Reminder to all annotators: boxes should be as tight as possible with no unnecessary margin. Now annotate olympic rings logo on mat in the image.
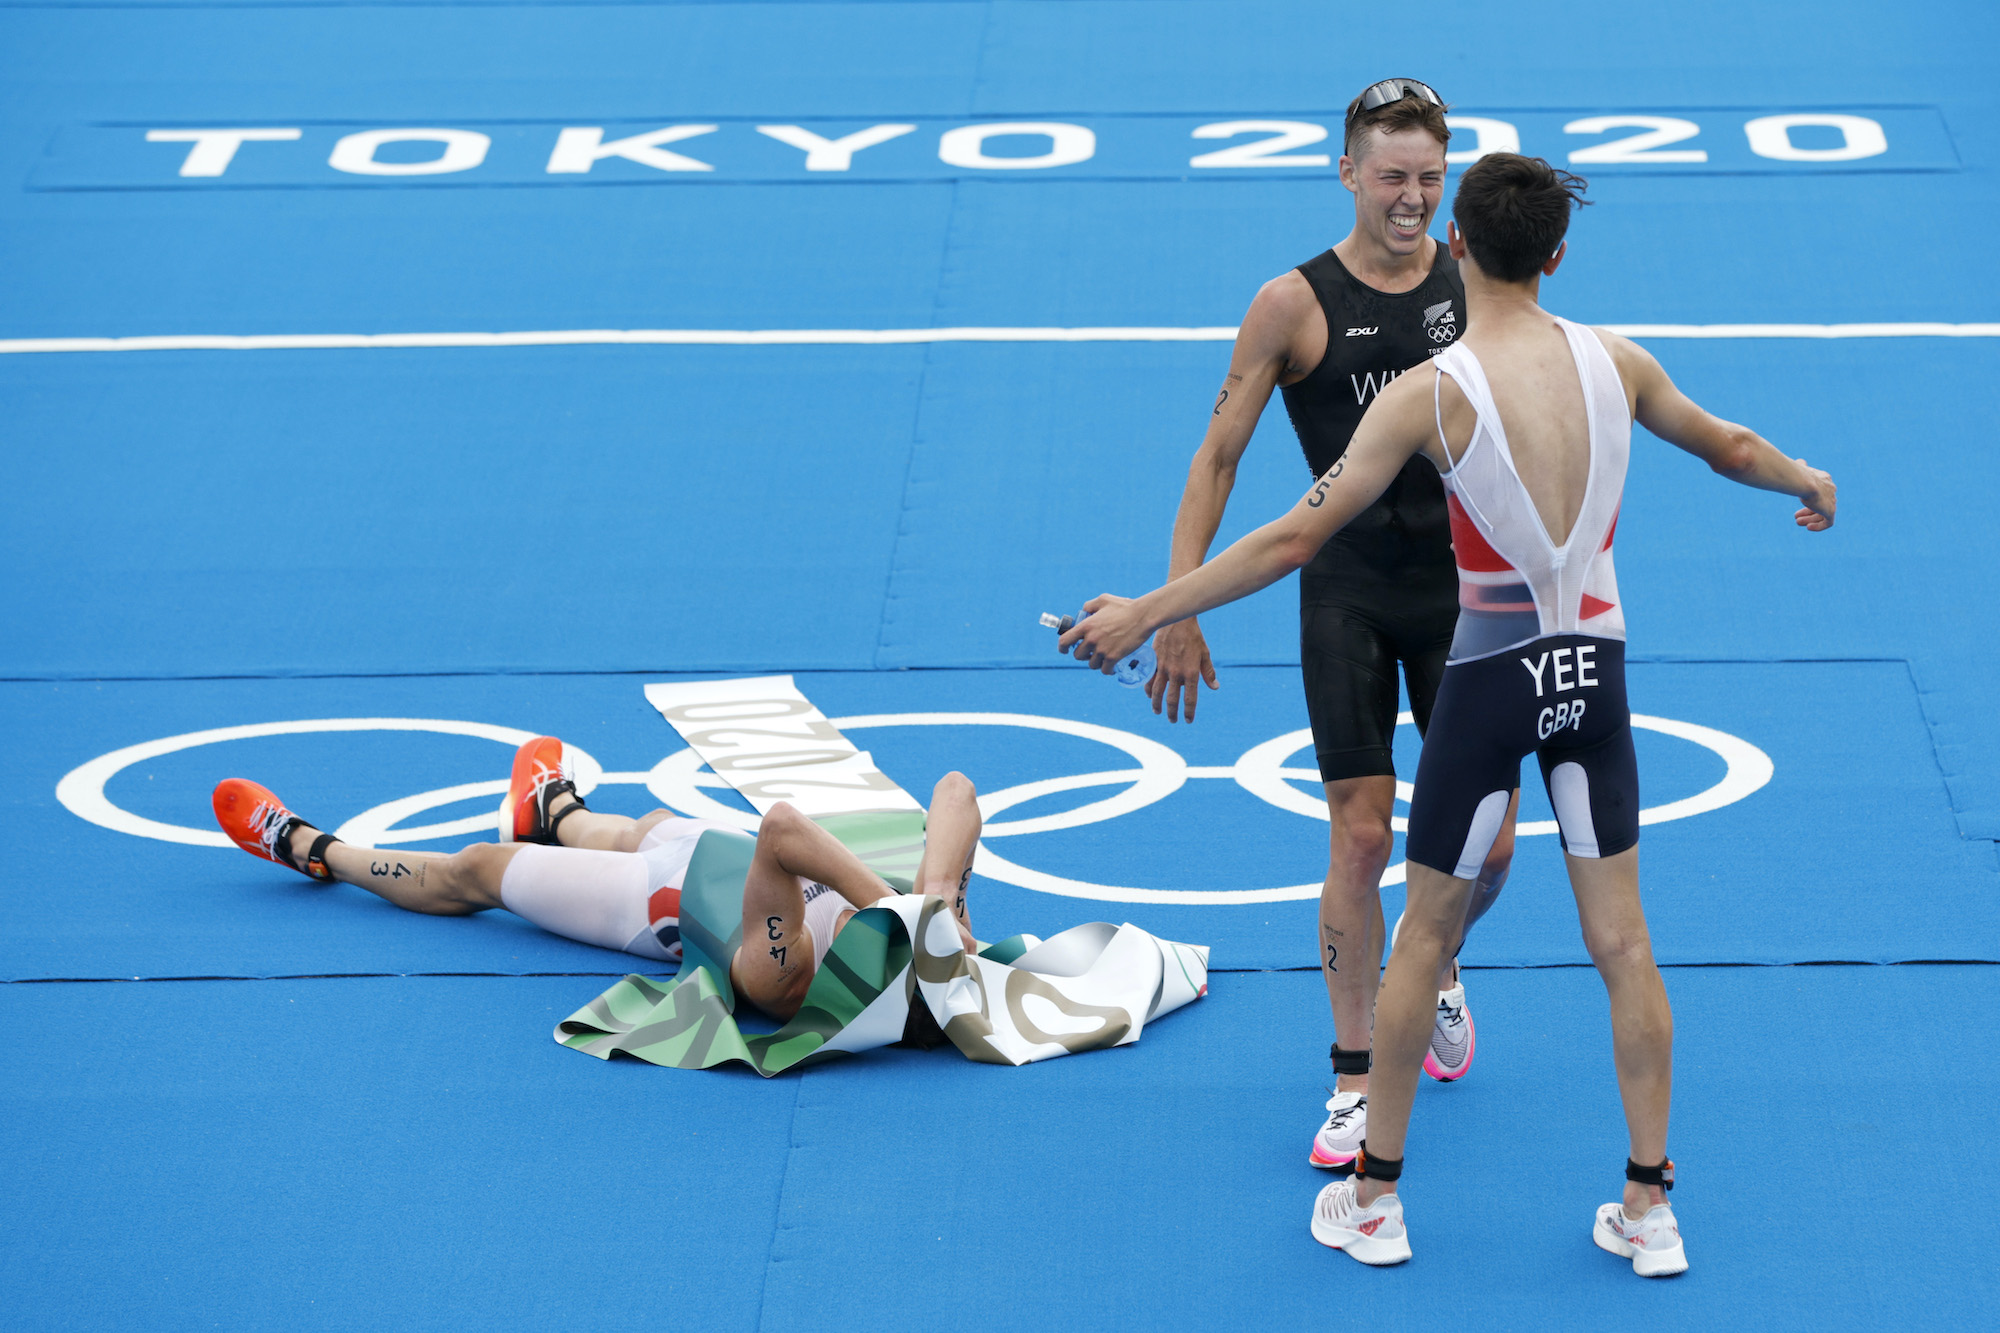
[56,711,1772,906]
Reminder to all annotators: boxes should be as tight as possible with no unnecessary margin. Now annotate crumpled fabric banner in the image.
[555,817,1210,1076]
[642,674,923,818]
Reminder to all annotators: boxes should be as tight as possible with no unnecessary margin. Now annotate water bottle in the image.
[1040,611,1156,688]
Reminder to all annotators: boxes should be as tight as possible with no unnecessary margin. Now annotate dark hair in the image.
[1451,153,1591,283]
[1343,91,1450,159]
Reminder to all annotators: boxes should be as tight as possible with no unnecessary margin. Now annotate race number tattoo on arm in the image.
[1305,457,1345,508]
[766,914,784,941]
[1213,372,1243,416]
[768,944,787,967]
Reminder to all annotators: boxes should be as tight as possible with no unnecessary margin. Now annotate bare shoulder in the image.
[1590,325,1660,379]
[1241,269,1319,346]
[1588,326,1666,416]
[1255,268,1318,319]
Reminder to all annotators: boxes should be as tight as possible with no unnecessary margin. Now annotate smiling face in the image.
[1339,126,1448,259]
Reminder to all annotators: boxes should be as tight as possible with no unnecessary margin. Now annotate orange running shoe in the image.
[499,736,586,845]
[212,778,337,880]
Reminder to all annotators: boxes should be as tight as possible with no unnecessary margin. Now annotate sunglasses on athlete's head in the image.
[1347,78,1444,128]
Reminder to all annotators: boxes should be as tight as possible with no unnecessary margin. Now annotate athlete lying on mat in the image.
[212,736,981,1022]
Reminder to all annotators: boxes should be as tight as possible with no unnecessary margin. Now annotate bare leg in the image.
[539,791,679,853]
[728,802,897,1020]
[1319,776,1396,1092]
[285,823,516,916]
[913,772,980,938]
[1355,860,1476,1206]
[1568,846,1674,1218]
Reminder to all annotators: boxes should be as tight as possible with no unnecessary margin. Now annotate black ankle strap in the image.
[302,831,338,881]
[1331,1043,1371,1076]
[1626,1158,1675,1191]
[271,818,338,881]
[545,785,587,843]
[1354,1142,1402,1182]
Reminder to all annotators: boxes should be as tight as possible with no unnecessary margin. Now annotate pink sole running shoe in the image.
[1308,1090,1366,1169]
[1422,982,1475,1081]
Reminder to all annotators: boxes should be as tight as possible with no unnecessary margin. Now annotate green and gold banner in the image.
[555,821,1209,1077]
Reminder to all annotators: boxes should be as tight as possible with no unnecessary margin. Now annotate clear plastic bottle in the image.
[1040,611,1156,688]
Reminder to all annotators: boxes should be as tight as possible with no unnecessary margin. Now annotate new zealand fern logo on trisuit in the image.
[1424,299,1458,343]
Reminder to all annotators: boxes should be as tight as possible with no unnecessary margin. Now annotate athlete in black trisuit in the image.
[1149,79,1517,1166]
[1068,150,1837,1273]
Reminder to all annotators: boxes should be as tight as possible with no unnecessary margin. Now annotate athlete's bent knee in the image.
[616,809,675,853]
[758,801,812,848]
[933,770,977,803]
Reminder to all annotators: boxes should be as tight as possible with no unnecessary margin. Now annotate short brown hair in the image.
[1451,153,1591,283]
[1343,92,1451,159]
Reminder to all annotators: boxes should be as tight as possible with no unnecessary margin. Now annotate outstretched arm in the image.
[1150,274,1313,722]
[1062,368,1438,670]
[1603,330,1836,530]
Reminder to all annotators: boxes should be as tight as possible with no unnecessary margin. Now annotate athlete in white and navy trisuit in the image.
[212,737,985,1025]
[1063,152,1836,1274]
[1402,322,1640,881]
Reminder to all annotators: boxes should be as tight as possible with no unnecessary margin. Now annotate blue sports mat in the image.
[2,965,1993,1330]
[9,663,1993,981]
[0,974,796,1332]
[5,2,1999,1327]
[4,2,1999,830]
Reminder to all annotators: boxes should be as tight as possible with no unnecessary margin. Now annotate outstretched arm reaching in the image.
[1062,366,1440,671]
[1601,330,1836,530]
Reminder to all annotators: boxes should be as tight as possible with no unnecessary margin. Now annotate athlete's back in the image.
[1432,314,1630,666]
[1449,316,1594,544]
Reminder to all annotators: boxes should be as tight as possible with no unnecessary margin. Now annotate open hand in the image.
[1148,617,1218,723]
[1056,594,1150,675]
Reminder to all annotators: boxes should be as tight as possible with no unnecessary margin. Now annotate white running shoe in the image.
[1310,1178,1411,1265]
[1423,983,1475,1081]
[1593,1201,1689,1277]
[1308,1090,1366,1168]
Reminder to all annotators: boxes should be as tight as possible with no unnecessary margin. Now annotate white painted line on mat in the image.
[3,323,1998,354]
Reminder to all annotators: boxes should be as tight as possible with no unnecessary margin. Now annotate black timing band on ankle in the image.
[547,794,588,843]
[1626,1157,1675,1190]
[1354,1142,1402,1182]
[303,831,339,882]
[1330,1044,1371,1076]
